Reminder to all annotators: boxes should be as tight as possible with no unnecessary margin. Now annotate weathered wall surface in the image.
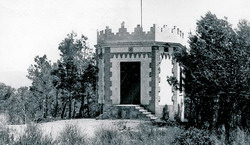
[159,55,173,105]
[172,59,185,121]
[109,47,152,105]
[97,48,105,104]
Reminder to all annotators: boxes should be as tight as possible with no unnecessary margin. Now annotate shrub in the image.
[134,124,182,145]
[0,124,13,145]
[173,127,214,145]
[230,128,250,145]
[91,122,182,145]
[162,105,169,121]
[58,124,87,145]
[2,119,249,145]
[14,123,55,145]
[92,126,120,145]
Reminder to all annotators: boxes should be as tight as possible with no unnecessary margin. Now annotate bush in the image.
[0,124,13,145]
[14,123,55,145]
[173,127,214,145]
[134,124,183,145]
[230,128,250,145]
[92,126,120,145]
[1,119,249,145]
[91,122,182,145]
[58,124,87,145]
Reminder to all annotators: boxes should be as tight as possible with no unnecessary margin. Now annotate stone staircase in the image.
[134,106,158,121]
[96,105,159,122]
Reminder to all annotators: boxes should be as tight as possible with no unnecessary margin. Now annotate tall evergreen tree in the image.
[174,12,250,131]
[27,55,56,119]
[0,83,15,110]
[54,32,97,119]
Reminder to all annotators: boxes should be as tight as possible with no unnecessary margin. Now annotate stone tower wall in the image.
[96,23,185,121]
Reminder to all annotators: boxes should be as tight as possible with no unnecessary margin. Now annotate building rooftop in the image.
[97,22,185,46]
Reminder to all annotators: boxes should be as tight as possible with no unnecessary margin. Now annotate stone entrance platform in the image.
[96,105,158,121]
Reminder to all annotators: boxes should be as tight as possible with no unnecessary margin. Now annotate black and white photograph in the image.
[0,0,249,144]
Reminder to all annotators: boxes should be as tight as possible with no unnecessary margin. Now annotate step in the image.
[150,116,158,120]
[96,105,158,121]
[146,114,154,117]
[135,106,143,110]
[139,109,147,112]
[142,111,151,115]
[115,104,140,107]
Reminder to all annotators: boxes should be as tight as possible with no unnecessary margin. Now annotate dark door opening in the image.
[120,62,140,104]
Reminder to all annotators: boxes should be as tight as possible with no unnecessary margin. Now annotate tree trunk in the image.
[79,94,84,117]
[61,101,68,119]
[46,95,49,117]
[43,95,48,118]
[72,98,76,118]
[87,95,90,117]
[53,91,58,117]
[68,94,72,119]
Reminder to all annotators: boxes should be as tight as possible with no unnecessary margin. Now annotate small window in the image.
[128,47,133,52]
[164,47,169,52]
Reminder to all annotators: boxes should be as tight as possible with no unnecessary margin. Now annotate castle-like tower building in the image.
[95,23,185,121]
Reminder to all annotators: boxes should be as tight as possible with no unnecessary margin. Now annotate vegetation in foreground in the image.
[1,121,250,145]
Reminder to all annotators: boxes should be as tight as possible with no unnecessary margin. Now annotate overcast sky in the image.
[0,0,250,88]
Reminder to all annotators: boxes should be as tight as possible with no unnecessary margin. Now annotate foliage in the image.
[0,121,250,145]
[0,83,15,110]
[173,12,250,132]
[6,87,36,124]
[173,127,214,145]
[14,124,55,145]
[93,126,119,145]
[0,32,97,124]
[167,76,179,90]
[230,127,250,145]
[0,124,13,145]
[92,122,182,145]
[174,126,250,145]
[52,32,97,119]
[27,55,58,119]
[58,124,87,145]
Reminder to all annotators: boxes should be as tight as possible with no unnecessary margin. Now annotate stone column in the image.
[148,46,160,114]
[103,47,112,110]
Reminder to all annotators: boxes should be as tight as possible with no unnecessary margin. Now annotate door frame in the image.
[120,61,141,104]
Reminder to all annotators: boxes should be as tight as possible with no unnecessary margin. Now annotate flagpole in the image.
[141,0,142,27]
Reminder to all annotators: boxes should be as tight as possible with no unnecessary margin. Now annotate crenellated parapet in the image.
[97,22,185,45]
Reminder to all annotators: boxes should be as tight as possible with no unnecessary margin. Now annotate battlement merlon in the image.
[97,23,185,45]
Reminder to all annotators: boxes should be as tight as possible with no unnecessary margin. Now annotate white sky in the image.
[0,0,250,88]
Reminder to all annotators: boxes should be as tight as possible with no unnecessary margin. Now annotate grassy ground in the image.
[1,119,250,145]
[7,119,145,139]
